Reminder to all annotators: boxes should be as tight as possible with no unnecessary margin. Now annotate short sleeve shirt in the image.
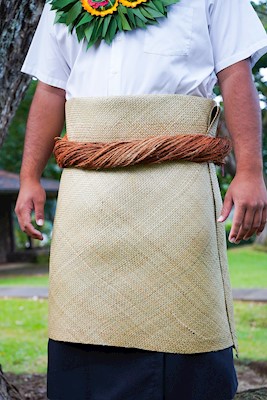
[21,0,267,100]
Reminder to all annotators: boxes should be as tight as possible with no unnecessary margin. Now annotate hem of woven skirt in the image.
[47,332,235,355]
[207,163,238,357]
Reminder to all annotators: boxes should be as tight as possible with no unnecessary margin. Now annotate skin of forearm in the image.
[217,59,267,244]
[218,59,263,176]
[20,81,66,183]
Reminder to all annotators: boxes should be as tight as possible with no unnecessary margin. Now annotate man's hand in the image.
[218,173,267,244]
[217,59,267,244]
[15,180,46,240]
[15,81,65,240]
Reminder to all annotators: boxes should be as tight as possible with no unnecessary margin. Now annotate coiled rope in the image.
[54,133,232,170]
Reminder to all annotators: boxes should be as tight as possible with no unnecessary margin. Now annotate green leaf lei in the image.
[48,0,180,49]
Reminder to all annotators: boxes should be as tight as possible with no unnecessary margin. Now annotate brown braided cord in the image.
[54,133,232,170]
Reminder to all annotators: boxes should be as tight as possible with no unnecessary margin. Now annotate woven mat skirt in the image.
[48,94,237,354]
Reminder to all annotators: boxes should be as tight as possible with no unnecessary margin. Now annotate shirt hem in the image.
[215,39,267,74]
[21,66,67,90]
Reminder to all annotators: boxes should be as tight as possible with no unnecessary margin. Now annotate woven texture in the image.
[48,94,237,354]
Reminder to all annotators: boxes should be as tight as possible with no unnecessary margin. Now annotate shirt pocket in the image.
[143,4,193,57]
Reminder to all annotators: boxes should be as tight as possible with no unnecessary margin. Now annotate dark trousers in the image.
[47,339,238,400]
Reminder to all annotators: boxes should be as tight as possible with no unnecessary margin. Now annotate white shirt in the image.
[22,0,267,100]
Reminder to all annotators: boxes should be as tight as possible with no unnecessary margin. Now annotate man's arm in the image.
[15,81,66,240]
[217,59,267,244]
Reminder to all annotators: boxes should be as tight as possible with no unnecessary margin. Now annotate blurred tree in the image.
[0,1,43,397]
[0,0,43,146]
[0,80,62,180]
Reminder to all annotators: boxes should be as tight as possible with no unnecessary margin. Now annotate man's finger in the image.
[234,206,257,243]
[228,205,246,243]
[218,192,233,223]
[22,221,44,240]
[34,199,45,226]
[16,202,43,240]
[243,208,262,241]
[256,206,267,236]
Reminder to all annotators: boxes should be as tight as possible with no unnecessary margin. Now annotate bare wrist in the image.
[19,174,42,185]
[235,162,263,177]
[235,169,264,182]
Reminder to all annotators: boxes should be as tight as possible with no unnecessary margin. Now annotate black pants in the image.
[47,339,238,400]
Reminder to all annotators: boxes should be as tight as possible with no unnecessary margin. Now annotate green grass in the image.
[0,275,48,287]
[228,246,267,288]
[234,301,267,361]
[0,299,48,374]
[0,299,266,373]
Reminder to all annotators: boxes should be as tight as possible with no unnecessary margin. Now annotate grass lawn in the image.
[0,299,266,373]
[234,301,267,361]
[0,275,48,287]
[228,246,267,288]
[0,299,48,374]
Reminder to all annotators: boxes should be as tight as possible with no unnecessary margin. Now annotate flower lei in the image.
[48,0,180,48]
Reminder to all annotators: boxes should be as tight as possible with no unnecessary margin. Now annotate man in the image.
[15,0,267,399]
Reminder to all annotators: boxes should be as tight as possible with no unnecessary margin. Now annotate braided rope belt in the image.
[54,133,232,170]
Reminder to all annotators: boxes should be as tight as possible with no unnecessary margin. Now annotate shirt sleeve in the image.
[209,0,267,74]
[21,3,70,90]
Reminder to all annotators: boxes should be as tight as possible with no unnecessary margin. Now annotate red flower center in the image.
[87,0,110,8]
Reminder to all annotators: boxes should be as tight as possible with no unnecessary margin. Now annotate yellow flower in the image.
[119,0,148,7]
[81,0,119,16]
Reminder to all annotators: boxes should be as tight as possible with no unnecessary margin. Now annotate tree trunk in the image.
[0,1,43,396]
[235,388,267,399]
[0,365,22,400]
[0,0,43,147]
